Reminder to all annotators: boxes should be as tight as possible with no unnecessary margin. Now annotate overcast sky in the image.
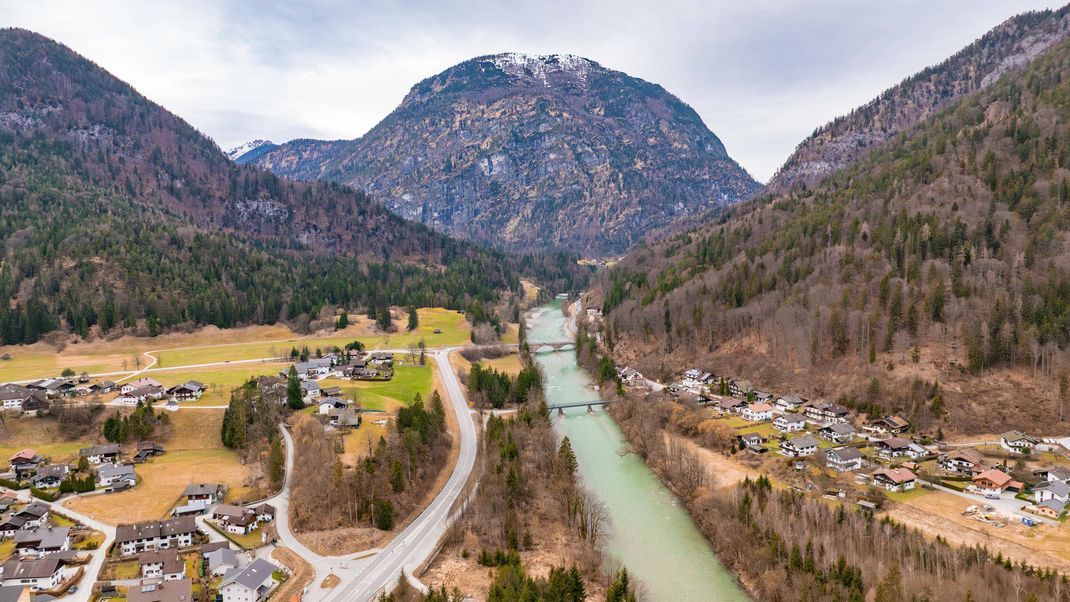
[5,0,1064,182]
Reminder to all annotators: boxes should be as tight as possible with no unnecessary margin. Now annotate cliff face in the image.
[246,53,760,255]
[768,7,1070,193]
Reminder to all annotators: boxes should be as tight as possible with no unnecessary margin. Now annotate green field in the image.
[319,364,433,412]
[152,364,288,406]
[152,308,470,368]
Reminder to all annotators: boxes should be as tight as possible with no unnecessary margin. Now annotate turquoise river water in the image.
[525,297,749,601]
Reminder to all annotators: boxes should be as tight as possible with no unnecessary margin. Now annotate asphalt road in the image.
[317,346,478,601]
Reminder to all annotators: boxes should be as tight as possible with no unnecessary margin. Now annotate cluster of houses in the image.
[112,485,283,602]
[666,367,1066,504]
[7,441,165,497]
[0,499,88,593]
[115,378,206,406]
[0,375,209,414]
[282,351,395,382]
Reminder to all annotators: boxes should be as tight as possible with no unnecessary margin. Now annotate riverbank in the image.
[527,297,749,601]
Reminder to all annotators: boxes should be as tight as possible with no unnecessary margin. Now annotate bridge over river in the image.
[548,399,611,414]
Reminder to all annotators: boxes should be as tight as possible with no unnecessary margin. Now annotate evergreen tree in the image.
[606,568,637,602]
[407,306,419,331]
[286,366,304,410]
[269,435,285,485]
[336,312,349,330]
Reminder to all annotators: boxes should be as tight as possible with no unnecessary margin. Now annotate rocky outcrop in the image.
[245,53,760,255]
[768,6,1070,193]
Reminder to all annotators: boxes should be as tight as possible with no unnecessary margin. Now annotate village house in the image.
[1034,466,1070,483]
[116,517,196,556]
[205,547,239,576]
[115,385,166,406]
[89,381,116,394]
[774,413,808,433]
[120,378,163,395]
[970,468,1019,497]
[13,527,70,557]
[0,584,30,602]
[320,385,343,398]
[804,401,849,424]
[299,381,321,402]
[368,352,394,366]
[30,465,68,489]
[183,484,227,505]
[1034,479,1070,505]
[283,359,333,381]
[617,367,645,387]
[138,548,186,581]
[97,464,137,489]
[317,397,351,414]
[80,444,120,465]
[127,579,192,602]
[212,503,276,536]
[0,517,28,539]
[8,450,43,480]
[25,379,73,399]
[220,558,280,602]
[875,437,911,459]
[862,415,911,436]
[14,505,48,530]
[938,448,985,475]
[0,557,64,591]
[780,434,819,458]
[741,403,774,422]
[1000,431,1039,454]
[826,446,864,472]
[819,422,857,444]
[775,395,805,412]
[0,385,36,411]
[133,441,165,463]
[871,467,917,492]
[717,398,747,415]
[739,433,767,453]
[166,381,205,402]
[1035,499,1067,519]
[728,379,752,398]
[327,408,360,428]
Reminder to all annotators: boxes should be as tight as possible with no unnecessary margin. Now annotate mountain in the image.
[597,32,1070,435]
[767,6,1070,193]
[227,139,276,162]
[245,53,761,255]
[0,28,541,345]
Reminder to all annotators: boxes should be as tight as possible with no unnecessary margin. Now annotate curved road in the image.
[265,347,477,601]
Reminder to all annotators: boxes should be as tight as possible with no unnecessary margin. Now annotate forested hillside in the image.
[599,36,1070,434]
[0,29,579,344]
[768,7,1070,193]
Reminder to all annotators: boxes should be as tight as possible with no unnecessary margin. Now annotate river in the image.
[525,297,749,601]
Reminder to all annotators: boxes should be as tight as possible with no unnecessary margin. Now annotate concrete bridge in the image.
[531,341,576,353]
[549,400,611,415]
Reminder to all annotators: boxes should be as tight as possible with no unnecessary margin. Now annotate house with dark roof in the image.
[96,464,137,489]
[0,385,35,412]
[780,434,819,458]
[938,448,986,475]
[115,517,196,556]
[819,422,857,444]
[127,578,192,602]
[1034,479,1070,505]
[183,484,227,505]
[1000,431,1039,454]
[80,444,120,465]
[14,504,49,530]
[120,378,163,395]
[13,527,70,557]
[30,465,68,489]
[826,447,864,472]
[871,467,917,492]
[220,558,280,602]
[8,450,42,480]
[134,441,165,463]
[774,413,807,433]
[0,556,63,591]
[138,548,186,581]
[804,401,850,424]
[166,381,205,402]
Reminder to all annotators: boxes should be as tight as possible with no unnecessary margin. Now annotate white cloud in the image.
[4,0,1063,181]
